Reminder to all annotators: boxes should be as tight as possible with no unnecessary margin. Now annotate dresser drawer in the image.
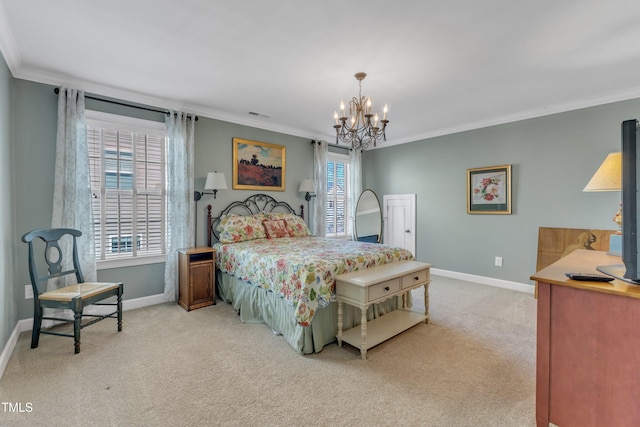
[401,268,429,289]
[368,278,401,302]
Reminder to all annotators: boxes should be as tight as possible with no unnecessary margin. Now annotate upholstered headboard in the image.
[207,193,303,246]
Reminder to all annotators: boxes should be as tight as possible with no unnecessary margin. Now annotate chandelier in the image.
[333,72,389,150]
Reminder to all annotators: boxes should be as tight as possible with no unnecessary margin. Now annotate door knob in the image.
[405,230,410,233]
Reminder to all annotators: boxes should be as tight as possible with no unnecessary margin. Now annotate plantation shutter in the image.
[87,112,167,263]
[326,153,350,237]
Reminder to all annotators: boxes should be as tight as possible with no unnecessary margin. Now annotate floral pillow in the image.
[217,213,267,243]
[265,212,311,237]
[262,219,290,238]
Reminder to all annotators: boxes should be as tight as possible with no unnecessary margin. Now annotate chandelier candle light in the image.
[333,72,389,150]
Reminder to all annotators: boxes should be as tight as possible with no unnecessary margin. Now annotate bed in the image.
[206,194,415,354]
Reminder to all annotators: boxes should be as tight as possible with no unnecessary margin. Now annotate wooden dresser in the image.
[531,250,640,427]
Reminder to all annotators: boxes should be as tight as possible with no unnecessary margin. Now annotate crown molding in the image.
[11,64,334,142]
[372,86,640,150]
[0,2,21,75]
[5,16,640,152]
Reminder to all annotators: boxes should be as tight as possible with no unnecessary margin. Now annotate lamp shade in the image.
[583,152,622,192]
[204,171,228,190]
[298,178,315,193]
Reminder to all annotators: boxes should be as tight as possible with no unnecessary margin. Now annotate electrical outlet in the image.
[495,256,503,267]
[25,284,33,299]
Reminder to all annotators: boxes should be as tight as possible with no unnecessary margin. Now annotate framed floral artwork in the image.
[467,164,512,214]
[232,138,286,191]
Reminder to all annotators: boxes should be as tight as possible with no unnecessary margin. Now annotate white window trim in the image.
[86,110,166,133]
[87,110,167,269]
[96,255,166,270]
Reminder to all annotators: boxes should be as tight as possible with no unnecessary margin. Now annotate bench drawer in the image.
[401,268,429,289]
[368,278,401,302]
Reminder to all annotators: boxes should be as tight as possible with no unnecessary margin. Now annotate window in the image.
[326,152,350,238]
[110,235,141,253]
[87,111,167,268]
[104,150,133,189]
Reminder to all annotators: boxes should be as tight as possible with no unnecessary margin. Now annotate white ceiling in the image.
[2,0,640,147]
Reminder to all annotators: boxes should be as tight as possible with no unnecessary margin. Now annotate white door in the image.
[383,194,416,256]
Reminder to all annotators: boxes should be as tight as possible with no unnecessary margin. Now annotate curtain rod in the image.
[53,88,198,121]
[310,139,353,151]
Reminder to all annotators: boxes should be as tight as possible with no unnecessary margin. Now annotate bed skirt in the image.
[216,270,411,354]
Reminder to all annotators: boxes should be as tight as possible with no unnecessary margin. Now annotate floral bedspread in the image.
[214,237,414,326]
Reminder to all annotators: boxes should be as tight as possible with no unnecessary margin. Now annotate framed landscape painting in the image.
[232,138,286,191]
[467,164,512,214]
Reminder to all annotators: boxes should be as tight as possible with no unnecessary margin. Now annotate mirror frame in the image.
[354,189,383,243]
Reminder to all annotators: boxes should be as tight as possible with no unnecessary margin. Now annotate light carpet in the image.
[0,276,537,427]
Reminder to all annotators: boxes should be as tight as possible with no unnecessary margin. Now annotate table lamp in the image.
[583,152,622,255]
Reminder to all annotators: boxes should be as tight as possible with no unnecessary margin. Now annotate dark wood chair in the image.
[22,228,123,354]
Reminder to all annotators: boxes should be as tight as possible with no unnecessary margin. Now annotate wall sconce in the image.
[194,171,228,245]
[299,178,316,221]
[298,178,316,201]
[195,171,228,201]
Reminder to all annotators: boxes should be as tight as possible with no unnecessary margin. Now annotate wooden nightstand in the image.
[177,247,216,311]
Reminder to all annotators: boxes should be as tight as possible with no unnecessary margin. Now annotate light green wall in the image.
[10,79,313,321]
[4,69,639,346]
[363,101,634,285]
[192,118,313,246]
[0,48,15,352]
[12,79,63,320]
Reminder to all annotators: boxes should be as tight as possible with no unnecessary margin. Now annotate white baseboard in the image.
[431,268,535,295]
[0,293,168,381]
[0,320,26,385]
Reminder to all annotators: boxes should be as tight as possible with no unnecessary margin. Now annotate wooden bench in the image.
[335,260,431,359]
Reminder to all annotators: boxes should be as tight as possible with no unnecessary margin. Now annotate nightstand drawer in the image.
[401,268,429,289]
[368,278,401,301]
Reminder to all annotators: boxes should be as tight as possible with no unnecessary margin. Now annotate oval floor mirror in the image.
[354,189,382,243]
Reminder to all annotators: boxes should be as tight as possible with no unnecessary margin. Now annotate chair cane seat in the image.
[39,282,122,302]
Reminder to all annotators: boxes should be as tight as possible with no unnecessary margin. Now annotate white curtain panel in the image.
[164,111,195,301]
[51,87,96,284]
[349,148,362,239]
[313,140,328,237]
